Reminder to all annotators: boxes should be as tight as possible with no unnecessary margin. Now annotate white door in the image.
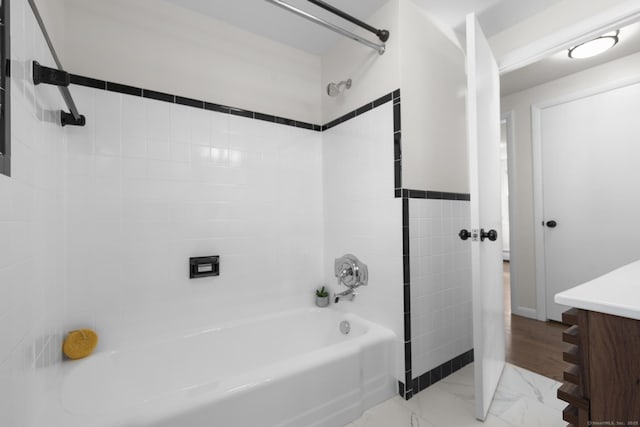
[537,80,640,322]
[466,14,505,421]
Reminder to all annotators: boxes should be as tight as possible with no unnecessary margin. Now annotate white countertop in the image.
[555,259,640,321]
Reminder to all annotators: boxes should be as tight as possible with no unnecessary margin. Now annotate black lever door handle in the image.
[480,229,498,242]
[545,220,557,228]
[458,229,471,241]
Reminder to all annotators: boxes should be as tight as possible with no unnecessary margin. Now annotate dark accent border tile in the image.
[404,312,411,342]
[404,342,412,371]
[401,189,471,201]
[373,92,392,107]
[394,132,402,161]
[393,103,401,132]
[229,108,253,119]
[339,110,355,124]
[143,89,174,103]
[205,102,230,114]
[409,349,474,397]
[398,381,405,397]
[442,360,452,378]
[295,121,314,130]
[404,284,410,312]
[395,189,402,198]
[403,255,410,284]
[430,365,442,384]
[255,112,275,123]
[402,198,409,228]
[411,378,420,395]
[275,116,295,126]
[67,74,398,133]
[106,81,141,97]
[355,102,373,116]
[394,160,402,189]
[70,74,106,90]
[323,117,340,130]
[405,371,412,390]
[402,228,409,256]
[176,96,203,108]
[419,371,431,391]
[408,189,427,199]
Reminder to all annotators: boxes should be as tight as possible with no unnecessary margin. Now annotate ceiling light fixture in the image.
[568,30,620,59]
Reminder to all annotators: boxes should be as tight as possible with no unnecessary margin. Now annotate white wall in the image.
[57,0,322,124]
[322,0,468,194]
[409,199,472,377]
[321,0,401,123]
[0,1,67,425]
[398,0,468,193]
[64,85,324,349]
[501,50,640,313]
[322,102,404,380]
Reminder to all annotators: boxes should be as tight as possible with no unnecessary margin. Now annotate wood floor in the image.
[503,262,570,382]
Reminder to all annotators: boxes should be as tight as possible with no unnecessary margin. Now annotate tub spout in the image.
[334,289,356,303]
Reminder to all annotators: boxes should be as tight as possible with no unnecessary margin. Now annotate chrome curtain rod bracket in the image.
[27,0,85,126]
[265,0,386,55]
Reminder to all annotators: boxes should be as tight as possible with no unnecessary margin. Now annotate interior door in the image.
[540,80,640,321]
[466,13,505,421]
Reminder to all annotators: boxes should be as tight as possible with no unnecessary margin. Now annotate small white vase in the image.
[316,296,330,307]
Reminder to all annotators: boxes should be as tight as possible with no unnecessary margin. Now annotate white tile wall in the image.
[322,102,404,380]
[2,4,405,424]
[409,199,473,377]
[64,86,324,349]
[0,1,68,426]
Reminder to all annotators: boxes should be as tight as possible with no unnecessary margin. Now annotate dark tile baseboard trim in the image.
[400,190,471,400]
[398,349,474,400]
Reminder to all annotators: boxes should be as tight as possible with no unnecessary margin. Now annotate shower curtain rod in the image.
[27,0,85,126]
[264,0,387,55]
[305,0,389,43]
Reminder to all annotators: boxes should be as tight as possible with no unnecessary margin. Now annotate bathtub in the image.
[42,307,396,427]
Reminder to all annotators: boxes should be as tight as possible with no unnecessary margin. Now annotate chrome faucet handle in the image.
[334,254,368,288]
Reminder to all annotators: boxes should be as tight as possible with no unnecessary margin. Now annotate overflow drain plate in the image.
[339,320,351,335]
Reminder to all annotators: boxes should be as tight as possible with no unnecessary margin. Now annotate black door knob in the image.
[545,220,557,228]
[458,229,471,241]
[480,229,498,242]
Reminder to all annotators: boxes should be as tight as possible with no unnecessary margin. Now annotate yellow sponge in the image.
[63,329,98,360]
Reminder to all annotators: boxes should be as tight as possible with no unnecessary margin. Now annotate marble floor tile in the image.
[345,363,564,427]
[351,396,435,427]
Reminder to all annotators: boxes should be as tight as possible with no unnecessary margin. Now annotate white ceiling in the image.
[501,21,640,96]
[164,0,564,55]
[164,0,639,94]
[163,0,389,55]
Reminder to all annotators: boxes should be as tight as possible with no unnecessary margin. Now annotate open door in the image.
[465,13,505,421]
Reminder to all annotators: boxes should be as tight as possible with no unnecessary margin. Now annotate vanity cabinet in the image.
[558,307,640,426]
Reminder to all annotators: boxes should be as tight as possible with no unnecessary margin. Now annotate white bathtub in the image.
[43,307,396,427]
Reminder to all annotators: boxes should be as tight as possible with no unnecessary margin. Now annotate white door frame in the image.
[498,1,640,321]
[501,111,536,320]
[532,75,640,321]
